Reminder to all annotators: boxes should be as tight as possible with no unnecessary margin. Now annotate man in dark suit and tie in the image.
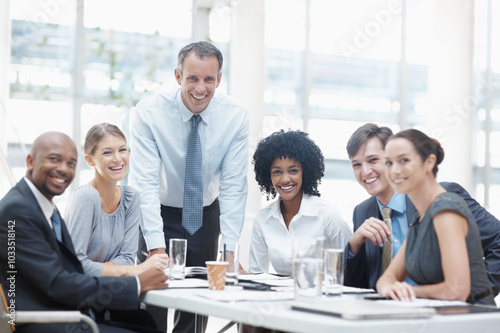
[0,132,168,333]
[344,123,500,297]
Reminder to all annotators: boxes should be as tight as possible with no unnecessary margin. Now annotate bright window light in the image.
[84,0,192,37]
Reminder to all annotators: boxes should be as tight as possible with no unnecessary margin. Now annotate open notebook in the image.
[289,299,436,320]
[185,266,207,276]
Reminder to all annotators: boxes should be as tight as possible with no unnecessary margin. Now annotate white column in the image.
[70,0,84,189]
[0,0,15,196]
[192,0,211,41]
[302,0,311,132]
[228,0,265,268]
[426,0,474,190]
[0,0,10,153]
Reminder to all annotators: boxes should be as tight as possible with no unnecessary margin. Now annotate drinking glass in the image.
[324,248,344,295]
[169,238,187,280]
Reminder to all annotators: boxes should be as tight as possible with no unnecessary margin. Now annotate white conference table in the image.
[142,280,500,333]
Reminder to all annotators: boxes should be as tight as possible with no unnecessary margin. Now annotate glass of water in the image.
[169,238,187,280]
[324,248,344,296]
[222,242,239,286]
[292,236,324,300]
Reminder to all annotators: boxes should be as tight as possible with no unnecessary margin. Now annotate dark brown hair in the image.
[388,128,444,177]
[346,123,393,158]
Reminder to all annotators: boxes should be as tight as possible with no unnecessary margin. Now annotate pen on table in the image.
[387,235,393,244]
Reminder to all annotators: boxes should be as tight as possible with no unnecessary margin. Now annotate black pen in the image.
[387,235,393,244]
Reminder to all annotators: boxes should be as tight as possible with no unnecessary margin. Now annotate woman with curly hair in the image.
[248,129,351,275]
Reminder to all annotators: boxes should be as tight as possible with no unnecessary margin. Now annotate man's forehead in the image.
[32,134,76,157]
[182,54,220,73]
[44,137,75,151]
[363,137,384,152]
[351,139,384,161]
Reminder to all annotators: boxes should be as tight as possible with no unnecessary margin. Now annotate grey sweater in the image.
[65,184,142,276]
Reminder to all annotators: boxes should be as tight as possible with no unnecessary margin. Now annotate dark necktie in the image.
[381,207,393,273]
[182,115,203,235]
[51,209,63,242]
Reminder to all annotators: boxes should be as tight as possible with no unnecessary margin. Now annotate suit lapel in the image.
[17,179,81,266]
[367,196,382,219]
[58,211,77,252]
[362,197,383,287]
[17,179,47,222]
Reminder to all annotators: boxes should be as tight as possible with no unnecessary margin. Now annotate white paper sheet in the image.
[168,278,209,288]
[239,273,291,281]
[376,298,467,307]
[195,287,295,302]
[341,286,376,294]
[239,274,294,287]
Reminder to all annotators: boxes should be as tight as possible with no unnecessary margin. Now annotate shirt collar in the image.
[296,194,318,216]
[267,198,281,220]
[175,88,211,124]
[377,192,406,215]
[24,176,55,224]
[266,193,318,220]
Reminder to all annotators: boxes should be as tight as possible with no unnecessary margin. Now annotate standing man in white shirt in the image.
[130,41,249,333]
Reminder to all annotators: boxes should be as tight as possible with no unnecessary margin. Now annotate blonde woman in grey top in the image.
[66,123,168,277]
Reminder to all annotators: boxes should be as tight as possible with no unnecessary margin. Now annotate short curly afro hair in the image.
[253,129,325,200]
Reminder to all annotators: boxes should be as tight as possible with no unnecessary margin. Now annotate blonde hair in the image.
[84,123,126,156]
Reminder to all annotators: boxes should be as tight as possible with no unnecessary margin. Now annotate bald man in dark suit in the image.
[0,132,168,333]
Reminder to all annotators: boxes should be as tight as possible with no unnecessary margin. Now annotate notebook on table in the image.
[289,299,436,320]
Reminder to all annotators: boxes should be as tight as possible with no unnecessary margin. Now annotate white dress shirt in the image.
[130,87,249,250]
[249,194,352,276]
[24,177,55,228]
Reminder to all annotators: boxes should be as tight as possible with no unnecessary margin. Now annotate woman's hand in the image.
[378,281,416,302]
[137,253,169,274]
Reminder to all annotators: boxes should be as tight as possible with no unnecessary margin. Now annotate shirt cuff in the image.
[146,234,167,251]
[347,249,356,259]
[135,276,141,296]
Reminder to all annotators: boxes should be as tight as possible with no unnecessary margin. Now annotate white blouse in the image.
[248,194,352,275]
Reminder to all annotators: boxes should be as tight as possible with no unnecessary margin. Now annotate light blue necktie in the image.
[182,115,203,235]
[51,209,63,242]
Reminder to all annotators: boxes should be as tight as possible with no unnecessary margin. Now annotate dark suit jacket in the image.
[0,179,139,314]
[345,181,500,296]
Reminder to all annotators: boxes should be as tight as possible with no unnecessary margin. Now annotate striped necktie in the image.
[182,115,203,235]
